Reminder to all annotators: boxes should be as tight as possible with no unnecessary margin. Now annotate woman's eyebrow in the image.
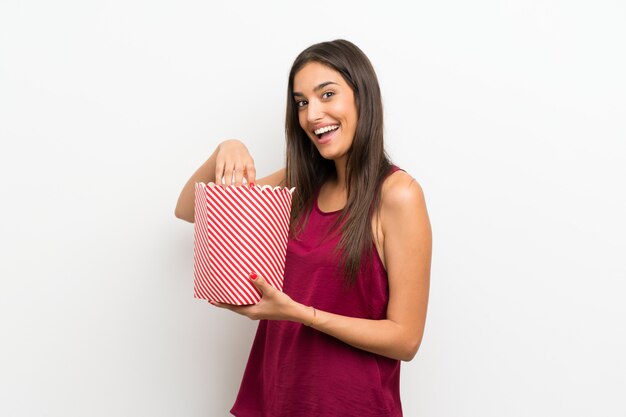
[292,81,339,97]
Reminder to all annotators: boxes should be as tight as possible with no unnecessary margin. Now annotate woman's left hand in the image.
[210,273,302,322]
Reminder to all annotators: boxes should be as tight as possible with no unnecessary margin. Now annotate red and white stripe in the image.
[193,183,295,305]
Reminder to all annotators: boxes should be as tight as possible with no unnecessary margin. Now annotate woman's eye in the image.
[322,91,335,99]
[296,100,308,108]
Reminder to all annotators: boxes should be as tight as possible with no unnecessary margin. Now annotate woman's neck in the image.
[333,157,348,190]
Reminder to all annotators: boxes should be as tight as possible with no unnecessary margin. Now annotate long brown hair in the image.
[285,39,393,286]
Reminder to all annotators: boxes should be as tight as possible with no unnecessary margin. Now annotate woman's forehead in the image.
[293,62,346,91]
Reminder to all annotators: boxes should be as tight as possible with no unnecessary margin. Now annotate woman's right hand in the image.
[214,139,257,186]
[175,139,258,222]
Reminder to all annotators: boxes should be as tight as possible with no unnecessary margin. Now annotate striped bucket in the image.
[193,182,295,305]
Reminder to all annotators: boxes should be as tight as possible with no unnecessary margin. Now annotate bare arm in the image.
[174,139,285,223]
[216,171,432,361]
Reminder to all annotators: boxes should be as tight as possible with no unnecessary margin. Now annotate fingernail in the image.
[249,272,257,280]
[250,182,255,188]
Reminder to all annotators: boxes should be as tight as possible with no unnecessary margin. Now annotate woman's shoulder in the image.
[380,168,426,216]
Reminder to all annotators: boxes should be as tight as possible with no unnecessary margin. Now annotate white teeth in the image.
[314,125,339,135]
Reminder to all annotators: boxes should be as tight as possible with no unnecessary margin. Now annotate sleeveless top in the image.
[230,166,403,417]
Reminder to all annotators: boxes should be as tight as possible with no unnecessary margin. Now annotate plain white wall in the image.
[1,0,625,416]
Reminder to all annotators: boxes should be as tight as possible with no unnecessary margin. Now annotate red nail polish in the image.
[249,272,257,280]
[250,182,255,188]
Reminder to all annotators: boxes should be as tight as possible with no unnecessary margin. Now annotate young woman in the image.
[175,39,431,417]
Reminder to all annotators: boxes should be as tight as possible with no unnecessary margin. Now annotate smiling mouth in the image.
[314,124,339,139]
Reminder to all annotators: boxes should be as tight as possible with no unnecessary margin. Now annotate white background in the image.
[1,1,625,416]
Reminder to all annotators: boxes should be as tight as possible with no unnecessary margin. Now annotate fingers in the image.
[233,163,245,186]
[215,163,255,186]
[245,162,257,185]
[210,300,260,320]
[249,273,270,296]
[214,157,225,186]
[213,141,255,186]
[214,301,236,311]
[208,273,288,322]
[211,300,246,312]
[209,273,268,307]
[214,160,236,186]
[214,156,234,186]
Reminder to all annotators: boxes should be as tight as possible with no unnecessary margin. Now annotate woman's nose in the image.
[306,100,324,123]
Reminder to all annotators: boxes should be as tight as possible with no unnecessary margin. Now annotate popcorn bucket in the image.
[193,183,295,305]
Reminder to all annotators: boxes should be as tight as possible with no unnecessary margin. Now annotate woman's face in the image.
[292,62,358,164]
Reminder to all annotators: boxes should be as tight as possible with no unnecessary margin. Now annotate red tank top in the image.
[231,166,403,417]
